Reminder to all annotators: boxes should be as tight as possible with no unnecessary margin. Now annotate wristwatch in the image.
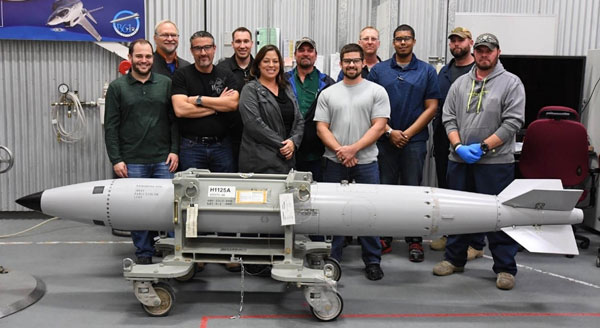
[480,142,489,155]
[195,96,203,106]
[385,128,393,138]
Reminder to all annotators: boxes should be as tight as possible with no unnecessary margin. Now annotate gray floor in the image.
[1,214,600,327]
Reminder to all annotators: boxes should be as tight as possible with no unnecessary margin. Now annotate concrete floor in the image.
[1,214,600,327]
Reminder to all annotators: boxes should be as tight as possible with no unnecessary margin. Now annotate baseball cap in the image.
[295,37,316,52]
[448,27,472,39]
[473,33,499,50]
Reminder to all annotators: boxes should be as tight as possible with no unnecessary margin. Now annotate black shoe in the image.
[408,242,424,262]
[365,263,384,281]
[136,257,152,265]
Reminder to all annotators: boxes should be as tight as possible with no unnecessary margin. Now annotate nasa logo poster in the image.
[0,0,145,42]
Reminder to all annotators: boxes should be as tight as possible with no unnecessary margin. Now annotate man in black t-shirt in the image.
[171,31,241,173]
[216,27,254,171]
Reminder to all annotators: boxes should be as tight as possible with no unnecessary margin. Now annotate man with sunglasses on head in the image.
[152,20,190,78]
[368,24,441,261]
[434,33,525,290]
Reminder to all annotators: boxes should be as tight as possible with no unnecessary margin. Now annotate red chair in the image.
[519,106,593,250]
[537,105,580,121]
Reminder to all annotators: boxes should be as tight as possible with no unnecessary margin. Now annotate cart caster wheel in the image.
[142,282,175,317]
[323,257,342,281]
[310,292,343,322]
[174,266,196,282]
[596,257,600,268]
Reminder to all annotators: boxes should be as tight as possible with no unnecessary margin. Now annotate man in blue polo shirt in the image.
[368,24,441,262]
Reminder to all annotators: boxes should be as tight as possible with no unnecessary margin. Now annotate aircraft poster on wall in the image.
[0,0,145,42]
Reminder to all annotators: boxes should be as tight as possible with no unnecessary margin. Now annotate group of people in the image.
[103,20,525,290]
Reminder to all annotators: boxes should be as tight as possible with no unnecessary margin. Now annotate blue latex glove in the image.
[455,143,483,164]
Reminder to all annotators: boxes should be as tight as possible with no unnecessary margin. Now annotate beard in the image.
[297,58,314,69]
[451,46,470,59]
[343,69,361,80]
[475,55,499,71]
[131,62,151,77]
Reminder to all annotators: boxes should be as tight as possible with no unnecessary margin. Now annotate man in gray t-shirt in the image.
[315,43,390,281]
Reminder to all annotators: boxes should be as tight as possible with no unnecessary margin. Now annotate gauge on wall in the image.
[58,83,70,94]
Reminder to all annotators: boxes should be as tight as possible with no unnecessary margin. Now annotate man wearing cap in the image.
[433,33,525,290]
[152,20,190,78]
[217,27,255,172]
[368,24,441,261]
[284,37,335,181]
[337,26,383,81]
[430,27,486,259]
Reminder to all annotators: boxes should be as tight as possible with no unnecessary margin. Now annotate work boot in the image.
[136,256,152,265]
[467,246,484,261]
[380,237,393,254]
[365,263,384,281]
[430,236,447,251]
[433,260,464,276]
[496,272,515,290]
[408,242,424,262]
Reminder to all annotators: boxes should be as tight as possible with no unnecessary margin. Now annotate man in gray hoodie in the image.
[433,33,525,290]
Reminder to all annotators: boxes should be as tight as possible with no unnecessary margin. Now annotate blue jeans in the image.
[378,139,427,243]
[444,161,518,275]
[126,162,173,258]
[296,158,323,182]
[179,137,234,173]
[323,160,382,265]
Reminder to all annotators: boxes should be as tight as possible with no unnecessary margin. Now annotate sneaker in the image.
[430,236,447,251]
[467,246,484,261]
[365,263,384,281]
[380,237,393,254]
[496,272,515,290]
[225,262,241,272]
[408,242,424,262]
[136,256,152,265]
[433,260,464,276]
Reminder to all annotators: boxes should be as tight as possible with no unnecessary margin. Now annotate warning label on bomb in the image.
[207,185,236,198]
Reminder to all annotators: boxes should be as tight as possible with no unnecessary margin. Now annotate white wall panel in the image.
[456,0,600,56]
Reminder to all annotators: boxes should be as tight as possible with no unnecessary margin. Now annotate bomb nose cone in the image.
[16,191,43,212]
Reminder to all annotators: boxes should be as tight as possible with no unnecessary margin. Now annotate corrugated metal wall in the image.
[2,0,600,210]
[1,40,120,210]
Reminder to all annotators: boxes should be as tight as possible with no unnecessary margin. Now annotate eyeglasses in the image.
[394,36,413,42]
[191,45,215,52]
[341,58,363,65]
[360,37,379,42]
[158,33,179,39]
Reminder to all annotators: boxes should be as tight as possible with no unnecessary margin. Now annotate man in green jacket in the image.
[104,39,179,265]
